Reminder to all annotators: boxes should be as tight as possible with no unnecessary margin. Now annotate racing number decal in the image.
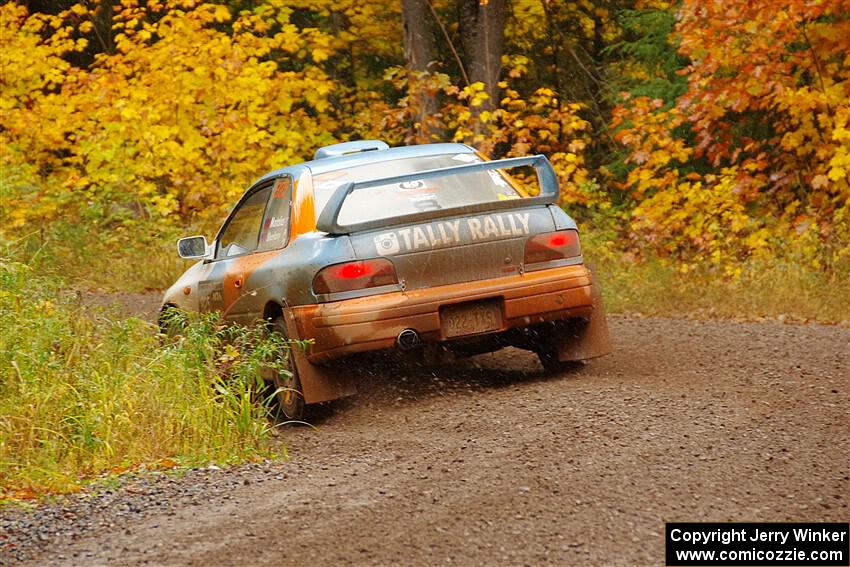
[198,280,225,312]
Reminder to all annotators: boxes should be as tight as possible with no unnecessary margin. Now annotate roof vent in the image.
[313,140,389,160]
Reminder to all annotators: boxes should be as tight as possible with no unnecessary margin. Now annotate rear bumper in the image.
[290,264,594,364]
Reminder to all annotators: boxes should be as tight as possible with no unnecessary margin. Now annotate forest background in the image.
[1,0,848,495]
[3,0,849,318]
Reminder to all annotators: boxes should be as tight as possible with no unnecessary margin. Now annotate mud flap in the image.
[554,269,612,362]
[281,308,357,404]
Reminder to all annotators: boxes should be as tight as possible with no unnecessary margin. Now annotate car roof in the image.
[253,142,475,186]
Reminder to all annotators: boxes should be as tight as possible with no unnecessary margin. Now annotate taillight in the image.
[524,230,581,265]
[313,258,398,295]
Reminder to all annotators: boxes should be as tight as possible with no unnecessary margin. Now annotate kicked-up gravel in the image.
[1,315,848,566]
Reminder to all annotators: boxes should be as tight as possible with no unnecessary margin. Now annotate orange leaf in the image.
[811,174,829,189]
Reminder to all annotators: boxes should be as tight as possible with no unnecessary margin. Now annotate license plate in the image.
[441,299,503,339]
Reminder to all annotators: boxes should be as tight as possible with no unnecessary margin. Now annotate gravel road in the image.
[2,315,848,567]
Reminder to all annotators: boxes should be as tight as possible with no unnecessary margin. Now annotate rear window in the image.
[312,153,522,226]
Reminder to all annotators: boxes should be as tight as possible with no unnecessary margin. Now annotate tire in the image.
[158,305,187,337]
[536,344,562,373]
[535,342,584,374]
[269,317,305,422]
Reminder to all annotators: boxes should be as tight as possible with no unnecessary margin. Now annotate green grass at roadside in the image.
[0,259,288,497]
[584,230,850,324]
[595,255,848,323]
[10,221,191,293]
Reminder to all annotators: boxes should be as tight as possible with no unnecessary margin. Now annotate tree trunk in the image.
[402,0,438,73]
[401,0,439,141]
[457,0,508,110]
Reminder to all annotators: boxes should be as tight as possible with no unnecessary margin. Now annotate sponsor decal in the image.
[399,180,425,190]
[273,180,289,198]
[374,232,401,255]
[373,212,532,256]
[487,169,510,187]
[451,153,481,163]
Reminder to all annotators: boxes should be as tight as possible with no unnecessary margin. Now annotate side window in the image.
[257,177,293,252]
[216,185,273,259]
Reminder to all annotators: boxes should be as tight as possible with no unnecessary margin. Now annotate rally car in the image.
[162,140,610,419]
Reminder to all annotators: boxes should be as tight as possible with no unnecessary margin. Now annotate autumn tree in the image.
[611,0,850,270]
[1,1,338,228]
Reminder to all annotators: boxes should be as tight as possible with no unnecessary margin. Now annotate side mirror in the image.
[177,235,210,259]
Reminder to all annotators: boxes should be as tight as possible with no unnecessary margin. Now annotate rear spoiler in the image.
[315,154,559,235]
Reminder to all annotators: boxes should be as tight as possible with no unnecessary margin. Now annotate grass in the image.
[595,257,849,323]
[0,259,290,498]
[584,231,850,324]
[10,221,193,292]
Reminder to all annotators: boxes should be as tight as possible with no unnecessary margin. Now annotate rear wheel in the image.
[270,317,305,422]
[536,344,560,373]
[532,325,585,374]
[536,345,585,374]
[535,345,578,373]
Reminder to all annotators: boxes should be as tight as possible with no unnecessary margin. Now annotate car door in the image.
[231,176,296,323]
[199,182,274,322]
[199,177,294,325]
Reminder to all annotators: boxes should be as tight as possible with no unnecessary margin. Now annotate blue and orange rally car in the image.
[162,141,610,419]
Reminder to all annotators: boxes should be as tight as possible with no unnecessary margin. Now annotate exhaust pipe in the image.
[396,328,421,350]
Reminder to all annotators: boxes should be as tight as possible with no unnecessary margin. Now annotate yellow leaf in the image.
[213,5,231,23]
